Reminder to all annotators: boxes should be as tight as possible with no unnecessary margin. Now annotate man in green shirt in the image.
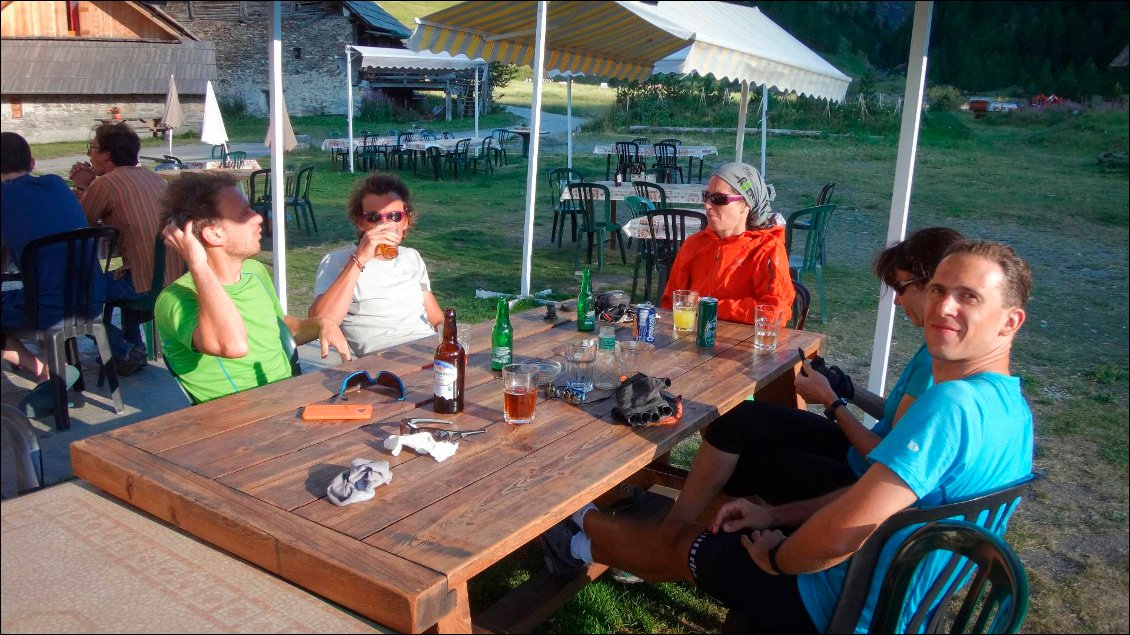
[156,173,350,403]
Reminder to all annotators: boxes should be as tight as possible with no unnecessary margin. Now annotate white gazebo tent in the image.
[649,3,852,178]
[344,46,489,172]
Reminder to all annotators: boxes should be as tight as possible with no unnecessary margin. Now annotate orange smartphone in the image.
[302,403,373,421]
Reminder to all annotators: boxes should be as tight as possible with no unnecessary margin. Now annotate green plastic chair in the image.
[567,182,626,272]
[101,233,166,362]
[223,150,247,169]
[632,180,668,208]
[547,167,584,247]
[623,195,657,302]
[785,204,835,323]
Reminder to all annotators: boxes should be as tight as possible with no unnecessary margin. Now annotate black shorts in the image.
[688,529,818,633]
[704,400,858,505]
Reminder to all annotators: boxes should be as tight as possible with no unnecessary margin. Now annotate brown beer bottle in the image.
[433,308,465,413]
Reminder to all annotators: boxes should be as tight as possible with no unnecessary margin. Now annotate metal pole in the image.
[519,1,548,297]
[268,1,287,312]
[760,84,768,178]
[866,1,934,415]
[735,80,750,163]
[474,65,481,139]
[346,45,354,173]
[566,76,573,169]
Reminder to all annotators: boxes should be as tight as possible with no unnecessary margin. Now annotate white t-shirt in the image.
[313,246,436,356]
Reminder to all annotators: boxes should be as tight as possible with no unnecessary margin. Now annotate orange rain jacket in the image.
[660,225,794,325]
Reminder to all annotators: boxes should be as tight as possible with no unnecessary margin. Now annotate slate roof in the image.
[345,1,412,39]
[0,39,216,96]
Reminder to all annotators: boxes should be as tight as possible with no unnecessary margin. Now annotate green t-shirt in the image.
[156,259,290,403]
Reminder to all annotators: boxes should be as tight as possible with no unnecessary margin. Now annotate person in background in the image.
[1,132,87,416]
[659,162,794,325]
[155,172,350,404]
[309,173,442,357]
[69,123,185,375]
[542,240,1034,633]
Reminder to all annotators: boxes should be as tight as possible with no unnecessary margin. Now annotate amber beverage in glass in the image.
[433,308,465,413]
[378,244,399,259]
[502,364,537,425]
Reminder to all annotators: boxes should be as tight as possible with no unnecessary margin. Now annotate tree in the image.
[1077,57,1101,100]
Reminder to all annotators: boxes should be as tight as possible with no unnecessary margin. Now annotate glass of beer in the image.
[377,244,399,259]
[672,290,700,333]
[502,363,537,425]
[754,304,781,352]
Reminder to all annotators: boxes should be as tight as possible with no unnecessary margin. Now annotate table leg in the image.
[429,583,471,633]
[521,134,531,158]
[605,154,612,180]
[754,360,806,409]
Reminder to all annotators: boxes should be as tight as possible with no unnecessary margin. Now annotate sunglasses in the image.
[338,370,406,401]
[364,210,404,224]
[891,277,924,296]
[701,191,746,206]
[87,143,100,153]
[398,419,487,441]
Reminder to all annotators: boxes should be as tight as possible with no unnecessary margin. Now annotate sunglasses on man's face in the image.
[701,191,746,206]
[338,370,406,401]
[364,210,404,224]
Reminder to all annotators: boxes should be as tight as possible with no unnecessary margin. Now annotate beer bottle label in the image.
[434,360,458,399]
[491,345,511,369]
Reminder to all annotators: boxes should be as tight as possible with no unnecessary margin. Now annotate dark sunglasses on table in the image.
[364,210,404,224]
[338,370,406,401]
[701,191,746,206]
[891,277,924,296]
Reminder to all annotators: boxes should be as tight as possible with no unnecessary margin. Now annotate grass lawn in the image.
[28,95,1128,632]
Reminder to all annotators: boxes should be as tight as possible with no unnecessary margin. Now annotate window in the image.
[66,1,81,36]
[12,98,23,119]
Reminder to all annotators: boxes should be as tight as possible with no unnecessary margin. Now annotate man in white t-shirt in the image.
[310,174,442,356]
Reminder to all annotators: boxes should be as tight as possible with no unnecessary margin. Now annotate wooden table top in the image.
[72,307,823,633]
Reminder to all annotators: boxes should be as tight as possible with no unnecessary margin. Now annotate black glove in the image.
[612,373,676,428]
[808,354,855,401]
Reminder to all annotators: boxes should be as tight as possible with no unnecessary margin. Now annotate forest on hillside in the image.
[750,1,1130,100]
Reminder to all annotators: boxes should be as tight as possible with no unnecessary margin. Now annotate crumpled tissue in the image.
[383,432,459,462]
[326,458,393,506]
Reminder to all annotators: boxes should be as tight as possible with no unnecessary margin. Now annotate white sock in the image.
[570,531,594,564]
[572,502,597,529]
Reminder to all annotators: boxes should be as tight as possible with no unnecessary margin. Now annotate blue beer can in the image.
[696,297,718,347]
[634,303,656,343]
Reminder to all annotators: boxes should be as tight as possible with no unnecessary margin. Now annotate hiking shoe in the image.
[114,346,148,376]
[611,568,645,584]
[18,365,81,418]
[540,518,585,576]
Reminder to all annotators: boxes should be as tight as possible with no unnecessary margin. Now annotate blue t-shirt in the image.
[798,372,1034,633]
[845,343,934,477]
[1,173,96,328]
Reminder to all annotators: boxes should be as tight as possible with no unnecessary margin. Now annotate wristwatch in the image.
[824,396,849,422]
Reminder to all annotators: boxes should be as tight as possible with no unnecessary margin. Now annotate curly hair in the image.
[159,172,240,243]
[874,227,965,291]
[346,173,416,237]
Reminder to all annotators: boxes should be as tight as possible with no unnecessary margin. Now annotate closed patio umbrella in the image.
[162,74,185,156]
[264,96,298,152]
[200,80,229,154]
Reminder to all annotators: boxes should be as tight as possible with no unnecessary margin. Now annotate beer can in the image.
[634,303,656,343]
[696,297,718,347]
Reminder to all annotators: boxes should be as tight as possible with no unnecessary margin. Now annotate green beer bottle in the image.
[577,269,596,332]
[491,298,513,371]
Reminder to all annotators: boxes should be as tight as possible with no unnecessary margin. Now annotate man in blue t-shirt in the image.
[541,240,1034,633]
[1,132,89,414]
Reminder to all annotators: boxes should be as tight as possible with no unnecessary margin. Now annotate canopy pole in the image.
[268,1,287,312]
[566,76,573,169]
[866,0,934,414]
[519,1,548,297]
[474,65,481,139]
[346,45,354,173]
[735,79,750,163]
[760,84,768,178]
[445,81,451,121]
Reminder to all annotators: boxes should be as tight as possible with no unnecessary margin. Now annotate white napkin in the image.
[326,458,393,507]
[383,432,459,462]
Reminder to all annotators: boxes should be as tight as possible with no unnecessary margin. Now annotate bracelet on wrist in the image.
[349,254,365,272]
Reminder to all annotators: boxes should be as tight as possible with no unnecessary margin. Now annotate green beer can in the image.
[696,297,718,347]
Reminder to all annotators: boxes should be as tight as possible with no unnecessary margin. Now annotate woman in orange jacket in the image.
[660,162,794,325]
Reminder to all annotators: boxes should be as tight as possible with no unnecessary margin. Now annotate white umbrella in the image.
[200,80,229,153]
[264,96,298,151]
[162,74,185,156]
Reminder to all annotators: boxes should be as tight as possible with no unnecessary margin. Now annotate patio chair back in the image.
[644,208,706,296]
[632,180,668,208]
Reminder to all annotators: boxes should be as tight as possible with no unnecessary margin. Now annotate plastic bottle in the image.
[491,298,513,371]
[594,326,622,390]
[577,269,596,332]
[433,308,465,413]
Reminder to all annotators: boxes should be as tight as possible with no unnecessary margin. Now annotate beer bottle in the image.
[490,298,513,371]
[433,308,465,414]
[577,268,595,332]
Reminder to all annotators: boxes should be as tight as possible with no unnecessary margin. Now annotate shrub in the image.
[927,85,965,111]
[219,96,248,118]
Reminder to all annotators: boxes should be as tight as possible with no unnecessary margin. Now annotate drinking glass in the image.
[619,340,655,376]
[502,364,537,425]
[564,338,596,392]
[672,290,700,333]
[754,304,781,352]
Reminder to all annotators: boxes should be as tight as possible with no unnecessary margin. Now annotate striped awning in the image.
[651,4,851,101]
[407,1,695,82]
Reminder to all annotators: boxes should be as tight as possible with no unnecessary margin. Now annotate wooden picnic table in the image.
[72,307,822,633]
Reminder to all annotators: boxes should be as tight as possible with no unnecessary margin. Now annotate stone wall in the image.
[2,96,205,144]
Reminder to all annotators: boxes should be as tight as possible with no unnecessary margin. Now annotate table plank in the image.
[70,435,454,633]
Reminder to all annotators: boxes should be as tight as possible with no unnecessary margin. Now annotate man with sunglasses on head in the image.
[69,124,186,375]
[309,174,443,357]
[659,162,794,325]
[155,173,350,404]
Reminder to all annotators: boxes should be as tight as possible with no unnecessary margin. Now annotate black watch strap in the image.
[824,396,849,421]
[767,544,786,575]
